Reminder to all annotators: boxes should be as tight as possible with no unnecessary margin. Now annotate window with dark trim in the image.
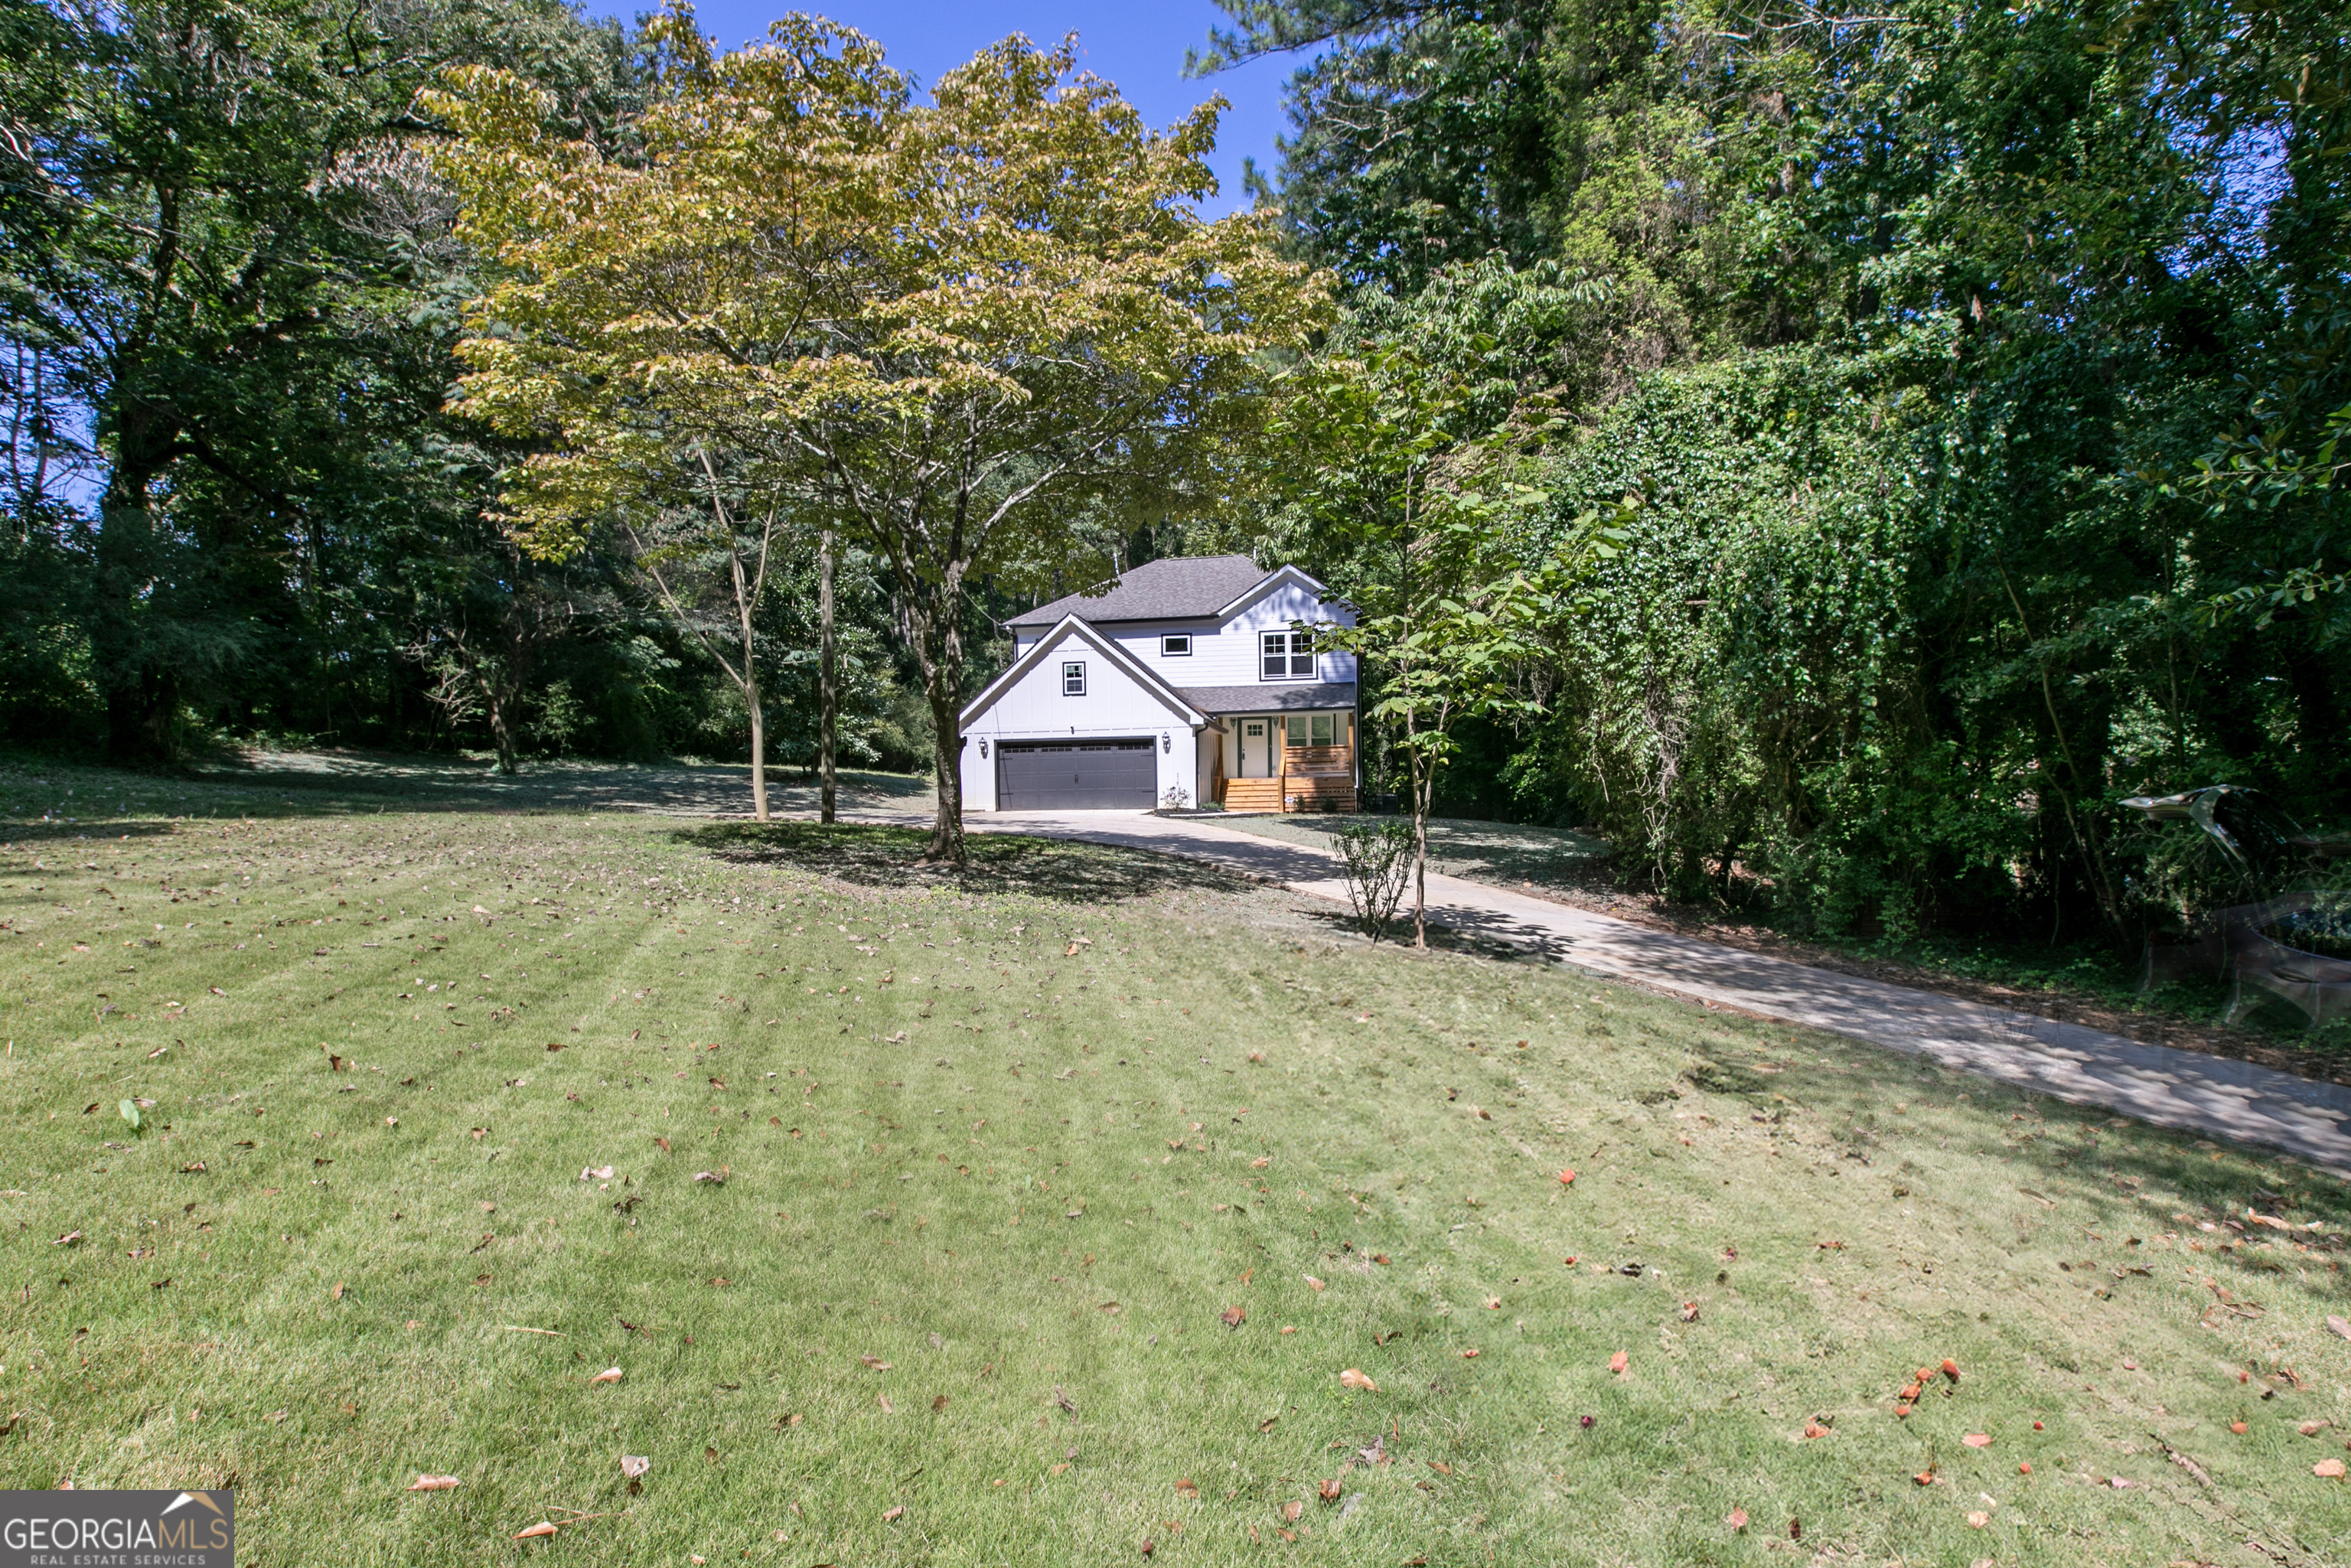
[1285,713,1340,746]
[1260,630,1315,680]
[1061,660,1087,696]
[1161,634,1192,657]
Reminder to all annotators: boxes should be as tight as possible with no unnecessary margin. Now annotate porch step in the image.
[1221,778,1358,814]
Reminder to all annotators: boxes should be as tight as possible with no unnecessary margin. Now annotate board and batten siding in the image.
[959,637,1198,810]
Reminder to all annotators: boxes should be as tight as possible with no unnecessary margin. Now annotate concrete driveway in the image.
[957,808,2351,1176]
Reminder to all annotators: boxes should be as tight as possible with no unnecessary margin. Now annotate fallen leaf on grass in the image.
[1942,1358,1961,1382]
[1727,1508,1747,1530]
[932,1395,950,1412]
[1967,1511,1990,1528]
[877,1394,894,1413]
[1680,1302,1700,1322]
[1461,1348,1480,1359]
[1250,1156,1270,1169]
[1558,1169,1576,1185]
[52,1231,80,1247]
[2329,1315,2351,1343]
[1318,1479,1342,1502]
[331,1283,345,1302]
[860,1356,892,1371]
[1304,1276,1325,1292]
[1608,1351,1629,1375]
[692,1170,724,1185]
[1427,1462,1453,1476]
[589,1368,623,1385]
[579,1165,614,1182]
[406,1475,460,1491]
[1963,1434,1991,1449]
[514,1521,557,1540]
[1221,1306,1246,1328]
[883,1505,905,1521]
[1338,1368,1378,1392]
[619,1456,649,1481]
[2317,1459,2348,1478]
[1175,1479,1198,1499]
[2300,1420,2333,1436]
[655,1137,671,1153]
[1802,1422,1831,1439]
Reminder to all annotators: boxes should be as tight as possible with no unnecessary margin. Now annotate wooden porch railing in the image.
[1282,744,1353,778]
[1221,744,1357,812]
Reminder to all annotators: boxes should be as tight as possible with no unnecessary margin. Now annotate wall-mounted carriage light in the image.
[978,737,989,758]
[1161,732,1171,754]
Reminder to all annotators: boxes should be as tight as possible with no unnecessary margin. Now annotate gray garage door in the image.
[996,739,1156,810]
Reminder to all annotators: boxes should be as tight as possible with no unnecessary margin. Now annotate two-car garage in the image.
[994,739,1157,810]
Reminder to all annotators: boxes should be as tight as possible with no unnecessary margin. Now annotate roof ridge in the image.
[1006,554,1278,628]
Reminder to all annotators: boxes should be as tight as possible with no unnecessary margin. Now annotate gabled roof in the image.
[959,616,1211,731]
[1006,555,1274,630]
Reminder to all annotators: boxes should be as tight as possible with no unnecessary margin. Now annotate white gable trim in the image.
[959,616,1210,731]
[1215,563,1332,619]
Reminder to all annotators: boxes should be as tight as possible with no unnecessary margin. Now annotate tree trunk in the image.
[722,526,771,823]
[746,670,769,821]
[819,529,838,825]
[487,693,520,776]
[1411,752,1431,950]
[902,572,968,865]
[924,657,966,864]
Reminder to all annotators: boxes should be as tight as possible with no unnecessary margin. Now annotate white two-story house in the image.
[957,555,1359,813]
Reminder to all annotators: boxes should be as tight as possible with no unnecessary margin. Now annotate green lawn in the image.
[2,758,2348,1566]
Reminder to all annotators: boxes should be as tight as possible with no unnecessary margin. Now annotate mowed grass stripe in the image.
[0,772,2346,1565]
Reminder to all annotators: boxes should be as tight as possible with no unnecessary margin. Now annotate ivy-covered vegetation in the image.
[1214,0,2350,949]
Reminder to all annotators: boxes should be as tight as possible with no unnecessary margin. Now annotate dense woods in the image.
[1212,0,2351,946]
[5,0,2346,937]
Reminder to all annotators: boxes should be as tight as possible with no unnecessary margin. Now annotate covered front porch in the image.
[1212,709,1358,813]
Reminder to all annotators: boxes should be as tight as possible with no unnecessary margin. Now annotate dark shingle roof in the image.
[1179,683,1357,716]
[1007,555,1270,629]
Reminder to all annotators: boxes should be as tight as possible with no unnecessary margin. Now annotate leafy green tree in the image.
[1273,281,1622,943]
[437,21,1328,859]
[0,0,641,758]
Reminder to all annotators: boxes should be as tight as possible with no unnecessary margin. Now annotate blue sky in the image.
[627,1,1308,218]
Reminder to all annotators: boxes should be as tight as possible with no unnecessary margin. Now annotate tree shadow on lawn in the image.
[1289,902,1564,963]
[1752,1041,2351,1234]
[0,748,933,829]
[680,820,1247,904]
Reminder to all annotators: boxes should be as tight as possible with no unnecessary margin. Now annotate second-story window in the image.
[1161,634,1192,657]
[1260,630,1315,680]
[1061,660,1087,696]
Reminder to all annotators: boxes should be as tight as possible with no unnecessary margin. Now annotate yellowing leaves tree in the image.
[432,10,1327,858]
